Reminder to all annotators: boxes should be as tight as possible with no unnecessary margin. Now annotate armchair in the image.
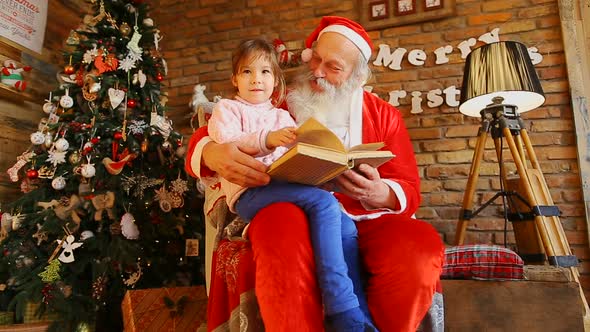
[193,102,444,331]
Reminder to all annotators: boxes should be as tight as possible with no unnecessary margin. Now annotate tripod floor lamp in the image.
[454,40,590,322]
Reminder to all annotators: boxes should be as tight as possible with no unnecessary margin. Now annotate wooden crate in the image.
[442,279,584,332]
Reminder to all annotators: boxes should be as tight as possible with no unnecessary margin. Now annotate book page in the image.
[348,142,385,152]
[295,118,345,152]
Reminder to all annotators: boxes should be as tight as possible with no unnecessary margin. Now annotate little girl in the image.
[207,38,376,332]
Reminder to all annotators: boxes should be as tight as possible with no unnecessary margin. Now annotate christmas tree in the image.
[0,1,204,330]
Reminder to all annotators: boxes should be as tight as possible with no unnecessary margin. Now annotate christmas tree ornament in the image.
[38,165,56,179]
[56,234,82,263]
[119,22,131,36]
[66,30,80,46]
[92,275,108,301]
[1,213,12,232]
[44,132,54,148]
[43,94,56,114]
[32,223,48,245]
[80,230,94,241]
[52,176,67,190]
[156,72,164,81]
[26,168,39,179]
[54,138,70,152]
[143,18,153,27]
[30,131,45,145]
[81,163,96,178]
[94,49,119,73]
[47,149,67,166]
[127,98,137,108]
[91,192,116,220]
[132,69,147,87]
[60,89,74,108]
[121,212,139,240]
[169,191,184,209]
[118,55,137,72]
[113,131,123,140]
[108,87,125,109]
[68,150,81,164]
[102,153,135,175]
[10,212,22,230]
[7,151,34,182]
[38,259,62,282]
[82,46,99,64]
[141,137,148,153]
[171,176,189,194]
[126,24,143,55]
[64,65,75,75]
[123,262,142,287]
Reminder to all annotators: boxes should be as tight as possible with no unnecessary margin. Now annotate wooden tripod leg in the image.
[455,129,488,245]
[502,127,557,257]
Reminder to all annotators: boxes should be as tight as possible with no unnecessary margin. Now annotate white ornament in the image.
[127,26,143,54]
[121,213,139,240]
[44,132,54,148]
[81,164,96,178]
[60,94,74,108]
[189,84,209,110]
[108,88,125,109]
[118,56,136,72]
[143,18,154,27]
[47,150,67,166]
[54,138,70,152]
[56,234,83,263]
[80,230,95,241]
[51,176,66,190]
[89,82,101,93]
[132,70,147,87]
[30,131,45,145]
[43,102,56,114]
[1,213,12,231]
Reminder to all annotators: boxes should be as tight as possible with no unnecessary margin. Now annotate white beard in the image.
[287,70,361,129]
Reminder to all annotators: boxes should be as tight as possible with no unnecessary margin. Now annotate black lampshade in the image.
[459,41,545,117]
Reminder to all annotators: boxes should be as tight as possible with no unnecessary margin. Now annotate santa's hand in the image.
[203,141,270,187]
[334,163,396,209]
[266,127,297,149]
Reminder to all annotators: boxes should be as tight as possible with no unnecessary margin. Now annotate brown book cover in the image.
[267,118,394,185]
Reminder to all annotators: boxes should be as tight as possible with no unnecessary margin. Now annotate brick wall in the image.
[154,0,589,292]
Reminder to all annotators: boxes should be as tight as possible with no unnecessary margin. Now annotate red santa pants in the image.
[249,202,444,332]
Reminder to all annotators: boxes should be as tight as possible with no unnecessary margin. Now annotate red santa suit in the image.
[186,89,444,332]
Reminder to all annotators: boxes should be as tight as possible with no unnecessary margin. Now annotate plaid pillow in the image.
[442,244,524,280]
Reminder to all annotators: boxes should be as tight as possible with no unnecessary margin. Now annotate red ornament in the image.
[64,65,75,75]
[91,137,100,144]
[26,169,39,179]
[113,131,123,140]
[127,99,137,108]
[156,72,164,81]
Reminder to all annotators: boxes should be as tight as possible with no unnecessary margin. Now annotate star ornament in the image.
[32,223,48,245]
[47,150,67,166]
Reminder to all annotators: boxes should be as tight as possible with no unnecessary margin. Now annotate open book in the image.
[267,118,394,186]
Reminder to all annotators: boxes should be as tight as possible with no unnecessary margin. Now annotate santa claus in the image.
[186,16,444,331]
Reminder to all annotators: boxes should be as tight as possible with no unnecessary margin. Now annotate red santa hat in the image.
[300,16,374,63]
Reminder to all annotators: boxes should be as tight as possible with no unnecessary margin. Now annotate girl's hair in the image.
[231,38,287,106]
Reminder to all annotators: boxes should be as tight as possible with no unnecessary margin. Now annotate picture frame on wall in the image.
[424,0,443,11]
[359,0,456,30]
[395,0,416,16]
[369,1,389,21]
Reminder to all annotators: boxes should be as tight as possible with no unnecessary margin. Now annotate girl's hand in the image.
[266,127,297,149]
